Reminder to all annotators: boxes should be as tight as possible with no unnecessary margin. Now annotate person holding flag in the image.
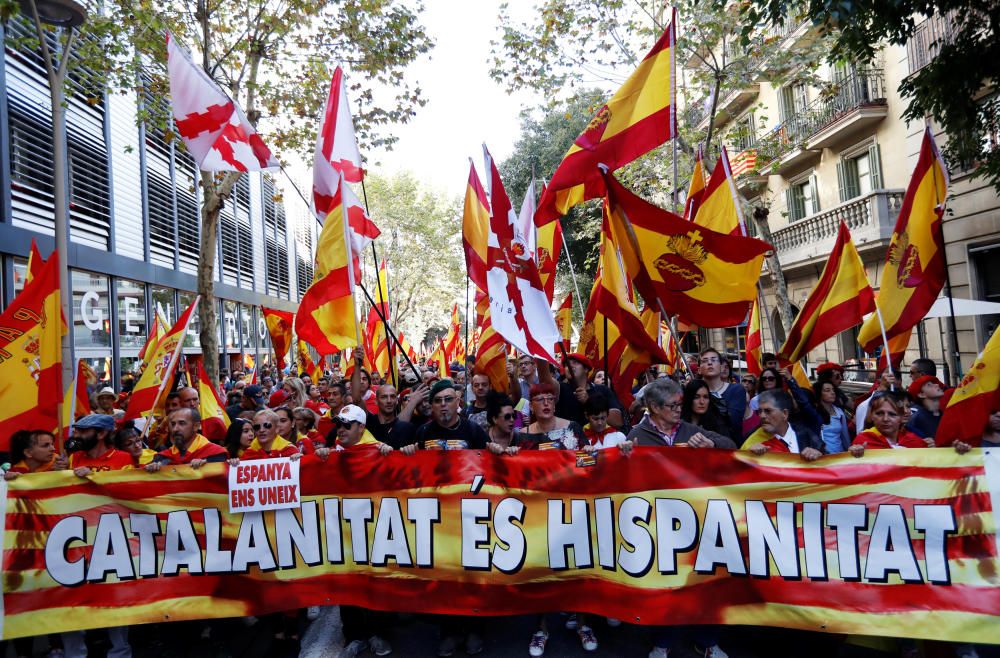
[144,408,228,470]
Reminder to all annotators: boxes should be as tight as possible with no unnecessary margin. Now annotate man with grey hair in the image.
[626,378,736,448]
[743,389,823,461]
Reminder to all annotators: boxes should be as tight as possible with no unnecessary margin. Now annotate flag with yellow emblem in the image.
[936,326,1000,446]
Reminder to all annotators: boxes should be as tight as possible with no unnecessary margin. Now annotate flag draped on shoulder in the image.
[0,253,64,447]
[746,298,763,376]
[484,146,562,363]
[779,222,875,364]
[463,163,491,293]
[535,10,676,223]
[165,33,277,172]
[601,169,771,327]
[126,296,200,421]
[296,177,366,355]
[693,147,746,235]
[936,326,1000,446]
[858,127,948,353]
[262,307,294,371]
[476,310,510,393]
[194,359,230,442]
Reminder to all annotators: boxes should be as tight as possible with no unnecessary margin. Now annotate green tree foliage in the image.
[736,0,1000,191]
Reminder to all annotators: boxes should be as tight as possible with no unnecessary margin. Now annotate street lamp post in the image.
[20,0,87,403]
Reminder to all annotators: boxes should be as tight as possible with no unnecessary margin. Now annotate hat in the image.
[73,414,116,432]
[244,385,264,403]
[335,404,367,426]
[450,364,466,374]
[429,378,456,400]
[908,375,944,399]
[268,389,289,407]
[96,386,116,398]
[565,352,593,370]
[816,362,845,374]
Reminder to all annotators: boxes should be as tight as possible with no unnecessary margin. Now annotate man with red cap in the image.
[906,375,946,440]
[537,352,624,429]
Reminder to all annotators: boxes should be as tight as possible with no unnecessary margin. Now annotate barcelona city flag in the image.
[779,222,875,364]
[0,252,64,448]
[602,169,771,328]
[261,307,293,371]
[858,127,947,353]
[462,163,491,293]
[535,10,676,224]
[936,326,1000,446]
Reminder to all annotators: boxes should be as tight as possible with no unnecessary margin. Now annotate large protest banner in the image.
[2,448,999,642]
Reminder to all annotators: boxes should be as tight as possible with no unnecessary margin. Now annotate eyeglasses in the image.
[699,357,720,364]
[531,395,556,404]
[741,378,756,384]
[252,422,273,431]
[761,375,776,381]
[432,395,456,405]
[660,402,682,410]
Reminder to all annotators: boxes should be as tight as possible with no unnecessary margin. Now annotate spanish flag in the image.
[475,310,509,393]
[126,296,199,421]
[474,287,489,327]
[366,260,396,383]
[138,309,168,364]
[396,331,418,363]
[442,304,463,364]
[536,215,563,302]
[554,292,573,352]
[616,306,666,406]
[262,307,294,371]
[779,222,875,364]
[0,253,64,447]
[25,239,46,283]
[297,340,323,381]
[462,163,491,293]
[296,178,364,355]
[693,147,746,235]
[428,337,449,378]
[535,10,676,224]
[858,127,947,353]
[683,147,707,221]
[659,319,680,375]
[745,298,763,376]
[602,169,772,328]
[193,358,230,442]
[62,359,96,429]
[936,326,1000,446]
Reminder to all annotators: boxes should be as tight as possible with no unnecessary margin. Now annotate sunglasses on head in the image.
[252,422,273,431]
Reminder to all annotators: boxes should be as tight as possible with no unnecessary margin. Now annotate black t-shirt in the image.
[366,412,417,450]
[413,418,488,450]
[555,382,623,426]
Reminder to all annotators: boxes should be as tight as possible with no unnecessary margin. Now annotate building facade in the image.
[686,16,999,384]
[0,18,320,388]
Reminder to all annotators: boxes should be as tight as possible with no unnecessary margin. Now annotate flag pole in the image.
[654,301,695,380]
[559,223,584,318]
[603,315,611,388]
[369,243,397,388]
[357,282,421,383]
[873,302,896,390]
[464,276,470,367]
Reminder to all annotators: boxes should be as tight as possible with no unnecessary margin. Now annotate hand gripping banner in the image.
[2,448,999,642]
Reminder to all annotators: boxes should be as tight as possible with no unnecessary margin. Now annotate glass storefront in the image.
[116,278,147,354]
[179,290,201,350]
[72,270,112,350]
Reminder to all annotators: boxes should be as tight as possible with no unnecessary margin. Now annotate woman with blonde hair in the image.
[280,376,308,409]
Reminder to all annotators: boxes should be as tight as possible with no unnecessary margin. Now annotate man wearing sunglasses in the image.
[331,405,392,454]
[402,379,487,453]
[238,408,301,461]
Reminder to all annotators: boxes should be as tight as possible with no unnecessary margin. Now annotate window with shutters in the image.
[837,143,883,201]
[732,112,758,151]
[295,211,315,300]
[786,172,819,221]
[176,151,200,272]
[262,179,290,298]
[233,177,254,289]
[142,72,178,268]
[219,204,240,285]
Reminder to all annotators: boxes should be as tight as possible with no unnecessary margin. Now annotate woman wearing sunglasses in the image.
[484,391,521,455]
[233,408,302,462]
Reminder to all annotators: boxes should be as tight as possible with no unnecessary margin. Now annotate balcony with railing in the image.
[907,12,958,75]
[756,68,888,173]
[769,189,905,269]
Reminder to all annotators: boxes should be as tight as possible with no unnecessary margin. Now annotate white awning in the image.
[924,297,1000,318]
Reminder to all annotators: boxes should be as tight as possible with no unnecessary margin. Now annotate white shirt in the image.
[855,397,872,434]
[775,424,800,454]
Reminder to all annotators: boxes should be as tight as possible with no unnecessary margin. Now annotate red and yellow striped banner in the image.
[3,449,998,641]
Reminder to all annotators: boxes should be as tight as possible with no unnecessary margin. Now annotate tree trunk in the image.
[752,206,795,340]
[198,173,240,387]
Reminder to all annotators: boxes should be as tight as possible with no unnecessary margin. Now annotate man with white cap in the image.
[332,404,392,455]
[94,386,123,419]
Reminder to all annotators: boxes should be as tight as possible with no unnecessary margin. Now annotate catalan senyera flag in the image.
[261,308,293,371]
[428,338,448,378]
[0,253,64,447]
[535,10,676,224]
[125,297,200,421]
[683,147,707,221]
[296,179,364,356]
[535,216,563,303]
[693,147,746,235]
[858,127,948,353]
[475,309,510,393]
[746,298,763,376]
[779,222,875,364]
[936,326,1000,446]
[554,292,573,352]
[463,163,491,293]
[193,358,230,442]
[602,169,772,328]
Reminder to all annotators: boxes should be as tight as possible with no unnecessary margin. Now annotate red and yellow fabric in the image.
[683,147,707,221]
[474,288,489,327]
[779,222,875,364]
[396,331,418,364]
[2,449,997,644]
[443,304,463,364]
[535,11,676,224]
[602,169,771,328]
[192,359,230,443]
[297,341,323,381]
[365,261,396,382]
[296,180,365,356]
[239,435,298,460]
[0,253,64,448]
[463,164,491,293]
[858,127,948,353]
[535,217,563,303]
[261,307,294,371]
[475,309,509,393]
[616,306,664,406]
[155,433,228,465]
[657,320,680,376]
[692,147,745,236]
[554,292,573,353]
[138,310,167,364]
[937,325,1000,446]
[428,338,449,378]
[125,297,199,421]
[746,298,763,376]
[25,239,45,283]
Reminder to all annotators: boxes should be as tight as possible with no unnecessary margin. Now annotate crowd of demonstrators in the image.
[3,343,996,658]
